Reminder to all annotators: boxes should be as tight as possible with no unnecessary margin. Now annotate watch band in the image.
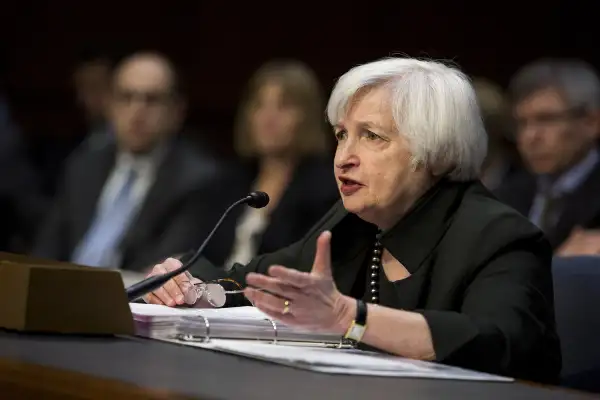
[344,299,368,343]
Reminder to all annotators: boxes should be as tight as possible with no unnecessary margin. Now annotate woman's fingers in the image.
[144,293,165,305]
[143,258,193,306]
[311,231,333,278]
[246,272,303,300]
[244,287,290,316]
[267,265,315,288]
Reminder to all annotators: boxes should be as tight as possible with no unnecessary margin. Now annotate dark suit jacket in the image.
[0,159,46,252]
[493,163,600,249]
[194,178,561,383]
[202,156,339,266]
[31,135,225,272]
[0,112,48,252]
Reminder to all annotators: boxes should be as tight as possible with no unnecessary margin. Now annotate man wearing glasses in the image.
[494,58,600,255]
[32,51,223,272]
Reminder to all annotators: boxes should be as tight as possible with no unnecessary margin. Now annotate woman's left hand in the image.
[244,231,355,334]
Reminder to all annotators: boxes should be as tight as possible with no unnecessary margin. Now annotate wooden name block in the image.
[0,253,134,335]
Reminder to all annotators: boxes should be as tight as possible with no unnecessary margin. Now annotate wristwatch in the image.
[344,299,368,343]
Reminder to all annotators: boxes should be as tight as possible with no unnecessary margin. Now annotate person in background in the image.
[143,57,560,384]
[31,51,224,272]
[72,48,114,146]
[0,94,47,252]
[33,49,115,198]
[203,60,339,267]
[472,78,521,190]
[494,59,600,254]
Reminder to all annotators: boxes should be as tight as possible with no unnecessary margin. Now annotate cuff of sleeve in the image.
[416,310,480,362]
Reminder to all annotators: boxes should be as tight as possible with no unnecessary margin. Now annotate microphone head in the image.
[246,191,270,208]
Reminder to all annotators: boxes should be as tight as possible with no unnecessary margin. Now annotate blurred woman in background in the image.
[204,60,339,267]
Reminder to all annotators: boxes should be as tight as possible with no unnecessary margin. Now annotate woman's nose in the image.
[334,150,359,170]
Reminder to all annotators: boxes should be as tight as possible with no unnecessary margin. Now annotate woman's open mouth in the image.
[339,177,364,196]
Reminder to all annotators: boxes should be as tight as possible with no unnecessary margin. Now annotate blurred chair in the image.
[552,256,600,393]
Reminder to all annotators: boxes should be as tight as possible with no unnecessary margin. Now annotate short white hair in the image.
[327,57,488,181]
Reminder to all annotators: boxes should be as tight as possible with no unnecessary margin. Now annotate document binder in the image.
[131,304,514,382]
[131,303,350,347]
[181,339,515,382]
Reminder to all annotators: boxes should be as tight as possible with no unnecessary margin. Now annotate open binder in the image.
[130,303,350,347]
[130,303,514,382]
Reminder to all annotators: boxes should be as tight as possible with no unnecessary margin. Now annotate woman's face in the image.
[249,82,303,157]
[333,85,430,228]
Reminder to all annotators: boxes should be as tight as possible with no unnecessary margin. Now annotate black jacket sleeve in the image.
[418,232,560,384]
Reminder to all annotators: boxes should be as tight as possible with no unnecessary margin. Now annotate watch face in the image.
[348,324,366,341]
[205,283,226,308]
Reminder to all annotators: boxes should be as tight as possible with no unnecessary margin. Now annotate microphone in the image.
[125,191,270,301]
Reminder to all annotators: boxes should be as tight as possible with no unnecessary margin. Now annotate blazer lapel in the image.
[380,179,469,308]
[118,144,182,257]
[501,173,536,217]
[512,177,536,217]
[330,209,378,296]
[118,139,219,265]
[70,146,115,251]
[548,163,600,247]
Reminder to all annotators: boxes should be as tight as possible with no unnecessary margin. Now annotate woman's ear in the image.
[410,156,423,172]
[429,162,454,177]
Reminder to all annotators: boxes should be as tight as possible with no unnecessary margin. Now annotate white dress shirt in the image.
[224,207,269,269]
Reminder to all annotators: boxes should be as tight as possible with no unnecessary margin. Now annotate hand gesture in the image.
[244,231,354,334]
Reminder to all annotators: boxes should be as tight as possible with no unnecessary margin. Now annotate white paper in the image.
[180,339,513,382]
[129,303,269,320]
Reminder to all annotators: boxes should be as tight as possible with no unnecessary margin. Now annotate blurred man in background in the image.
[30,49,115,198]
[494,59,600,255]
[72,48,113,145]
[32,51,224,271]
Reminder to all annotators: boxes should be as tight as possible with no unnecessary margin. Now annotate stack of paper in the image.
[180,339,514,382]
[130,303,345,345]
[131,303,268,321]
[131,304,514,382]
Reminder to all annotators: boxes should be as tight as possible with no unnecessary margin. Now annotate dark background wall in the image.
[1,0,597,155]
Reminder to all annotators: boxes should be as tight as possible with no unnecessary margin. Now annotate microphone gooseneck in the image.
[125,191,270,302]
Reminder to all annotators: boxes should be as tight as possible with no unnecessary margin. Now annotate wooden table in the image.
[0,331,596,399]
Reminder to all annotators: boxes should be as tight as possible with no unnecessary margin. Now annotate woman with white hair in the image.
[144,58,561,383]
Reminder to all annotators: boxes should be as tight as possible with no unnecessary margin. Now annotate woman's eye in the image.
[334,130,347,141]
[365,131,381,140]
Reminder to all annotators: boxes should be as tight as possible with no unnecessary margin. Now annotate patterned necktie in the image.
[71,167,139,267]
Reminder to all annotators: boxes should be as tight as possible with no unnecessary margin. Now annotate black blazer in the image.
[31,135,226,272]
[494,162,600,249]
[202,156,339,266]
[194,179,561,384]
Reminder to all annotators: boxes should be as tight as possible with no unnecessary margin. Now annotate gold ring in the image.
[282,300,290,315]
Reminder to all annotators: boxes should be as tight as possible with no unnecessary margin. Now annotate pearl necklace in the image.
[369,231,383,304]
